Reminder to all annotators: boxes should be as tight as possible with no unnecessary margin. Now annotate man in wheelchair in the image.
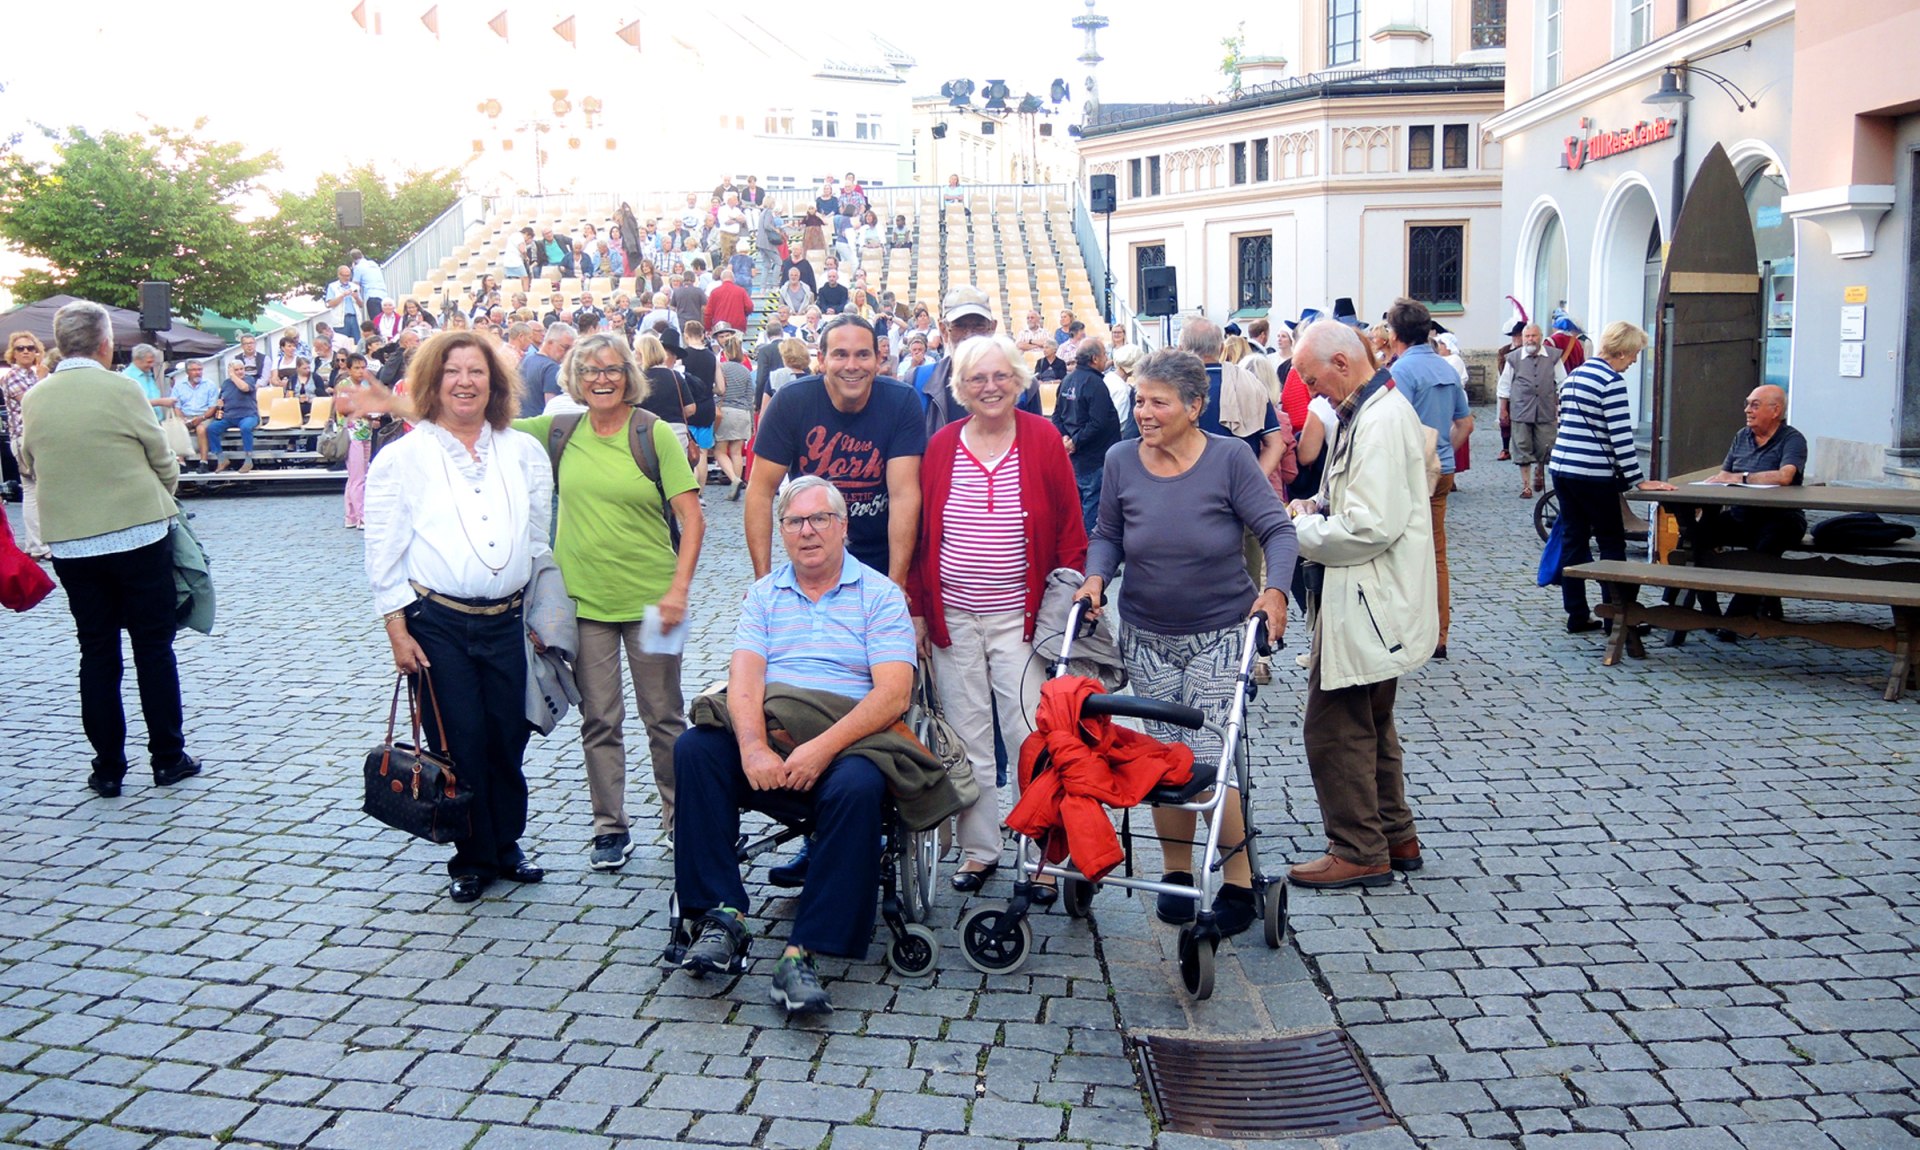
[672,476,924,1015]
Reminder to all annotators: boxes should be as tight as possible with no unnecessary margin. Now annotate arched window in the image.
[1532,211,1567,325]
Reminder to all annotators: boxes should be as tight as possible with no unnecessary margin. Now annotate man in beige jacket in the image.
[20,300,200,800]
[1285,320,1436,889]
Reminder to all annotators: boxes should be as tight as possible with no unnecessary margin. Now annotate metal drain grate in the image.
[1135,1029,1396,1139]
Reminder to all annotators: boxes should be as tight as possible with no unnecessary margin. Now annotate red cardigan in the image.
[908,410,1088,647]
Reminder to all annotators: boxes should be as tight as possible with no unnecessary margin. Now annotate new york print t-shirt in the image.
[752,375,928,572]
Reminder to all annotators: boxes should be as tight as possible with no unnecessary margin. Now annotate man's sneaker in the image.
[769,952,833,1015]
[589,832,634,871]
[681,910,749,978]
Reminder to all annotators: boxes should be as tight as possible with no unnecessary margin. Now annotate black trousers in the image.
[406,598,532,878]
[51,536,185,778]
[1551,472,1632,622]
[1698,506,1808,617]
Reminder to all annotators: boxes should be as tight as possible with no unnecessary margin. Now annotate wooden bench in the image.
[1562,560,1920,700]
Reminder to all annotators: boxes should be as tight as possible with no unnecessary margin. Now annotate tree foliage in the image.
[273,166,463,295]
[0,122,290,319]
[1220,23,1248,100]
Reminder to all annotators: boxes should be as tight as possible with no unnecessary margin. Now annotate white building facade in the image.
[1076,2,1509,353]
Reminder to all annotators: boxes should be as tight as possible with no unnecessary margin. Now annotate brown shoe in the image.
[1389,837,1423,872]
[1287,854,1391,889]
[1519,486,1533,499]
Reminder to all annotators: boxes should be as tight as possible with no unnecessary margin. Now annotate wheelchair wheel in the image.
[1533,489,1559,543]
[960,907,1032,975]
[1262,881,1287,949]
[1177,926,1216,1000]
[886,923,940,978]
[1061,876,1096,920]
[900,828,937,923]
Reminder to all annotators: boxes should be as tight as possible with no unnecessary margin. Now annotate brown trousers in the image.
[1430,473,1454,645]
[1303,661,1414,866]
[575,618,686,837]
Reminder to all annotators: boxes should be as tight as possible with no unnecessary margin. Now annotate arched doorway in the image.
[1531,211,1568,327]
[1592,176,1662,427]
[1743,161,1793,390]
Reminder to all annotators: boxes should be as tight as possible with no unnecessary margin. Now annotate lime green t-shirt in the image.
[514,413,699,622]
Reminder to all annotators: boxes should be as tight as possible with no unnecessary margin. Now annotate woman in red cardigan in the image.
[908,334,1088,895]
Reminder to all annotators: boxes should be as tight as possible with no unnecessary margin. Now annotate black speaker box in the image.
[1089,173,1116,214]
[138,281,171,331]
[1140,266,1177,316]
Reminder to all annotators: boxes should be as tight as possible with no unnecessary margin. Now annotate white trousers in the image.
[929,608,1044,866]
[12,444,47,558]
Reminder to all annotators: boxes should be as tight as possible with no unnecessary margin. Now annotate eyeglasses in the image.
[577,365,625,379]
[962,371,1018,389]
[10,345,36,354]
[778,511,842,534]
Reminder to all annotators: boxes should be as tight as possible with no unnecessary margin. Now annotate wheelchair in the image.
[959,606,1287,1000]
[662,800,944,978]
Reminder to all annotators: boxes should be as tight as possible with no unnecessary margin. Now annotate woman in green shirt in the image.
[513,333,705,871]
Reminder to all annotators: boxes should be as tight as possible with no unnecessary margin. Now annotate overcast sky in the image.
[2,0,1237,190]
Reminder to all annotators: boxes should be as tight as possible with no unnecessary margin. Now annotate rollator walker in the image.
[958,600,1287,999]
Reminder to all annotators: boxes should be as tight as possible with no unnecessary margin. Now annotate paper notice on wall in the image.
[1839,342,1865,378]
[1839,305,1866,341]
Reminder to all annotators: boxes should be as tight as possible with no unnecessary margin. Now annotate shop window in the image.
[1409,225,1464,307]
[1237,235,1273,312]
[1443,124,1470,169]
[1329,0,1361,66]
[1471,0,1507,49]
[1408,126,1434,170]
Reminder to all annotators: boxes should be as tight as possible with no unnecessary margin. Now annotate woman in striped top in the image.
[909,334,1088,894]
[1545,321,1675,646]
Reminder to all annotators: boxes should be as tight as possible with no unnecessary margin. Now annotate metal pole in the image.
[1102,206,1114,325]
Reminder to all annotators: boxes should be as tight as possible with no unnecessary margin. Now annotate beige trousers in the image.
[574,618,686,837]
[929,608,1045,866]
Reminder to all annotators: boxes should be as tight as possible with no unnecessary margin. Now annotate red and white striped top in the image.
[938,442,1028,615]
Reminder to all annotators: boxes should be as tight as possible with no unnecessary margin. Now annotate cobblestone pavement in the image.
[2,412,1916,1150]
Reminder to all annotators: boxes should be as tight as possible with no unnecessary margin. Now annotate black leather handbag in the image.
[362,674,472,844]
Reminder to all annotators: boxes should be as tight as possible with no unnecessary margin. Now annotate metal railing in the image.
[482,183,1069,228]
[379,194,484,298]
[1069,183,1112,326]
[1087,64,1506,132]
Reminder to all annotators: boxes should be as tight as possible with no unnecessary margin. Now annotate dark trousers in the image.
[407,598,532,878]
[51,537,185,778]
[1552,472,1633,622]
[1302,662,1410,867]
[1074,467,1103,535]
[1699,506,1808,617]
[673,725,885,958]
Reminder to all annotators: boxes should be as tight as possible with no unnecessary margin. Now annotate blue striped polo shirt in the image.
[735,551,917,698]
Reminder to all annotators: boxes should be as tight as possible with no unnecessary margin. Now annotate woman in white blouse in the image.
[365,331,555,906]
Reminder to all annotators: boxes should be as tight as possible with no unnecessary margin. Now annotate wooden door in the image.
[1652,143,1763,478]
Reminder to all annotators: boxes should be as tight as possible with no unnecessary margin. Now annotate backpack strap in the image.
[547,412,586,484]
[625,408,681,553]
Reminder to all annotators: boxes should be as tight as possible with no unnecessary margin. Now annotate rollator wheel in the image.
[1177,927,1216,1000]
[1263,881,1287,949]
[960,908,1032,975]
[886,923,940,978]
[1061,876,1096,920]
[664,892,692,965]
[901,829,938,922]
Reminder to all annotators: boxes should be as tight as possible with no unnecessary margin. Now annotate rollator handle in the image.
[1250,615,1274,657]
[1081,693,1205,731]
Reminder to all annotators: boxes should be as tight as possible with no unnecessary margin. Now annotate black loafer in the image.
[449,875,488,903]
[950,863,998,893]
[500,859,544,884]
[1028,881,1058,908]
[86,773,123,799]
[153,755,202,787]
[1155,872,1196,925]
[1567,617,1603,635]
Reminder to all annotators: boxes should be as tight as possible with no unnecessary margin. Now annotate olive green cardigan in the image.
[19,364,179,543]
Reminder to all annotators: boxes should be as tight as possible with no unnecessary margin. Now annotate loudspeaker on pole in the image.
[1140,266,1178,317]
[1089,173,1116,214]
[336,190,365,229]
[138,281,172,332]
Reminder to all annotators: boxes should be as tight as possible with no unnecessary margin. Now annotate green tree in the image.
[0,122,292,319]
[273,166,463,295]
[1221,23,1248,100]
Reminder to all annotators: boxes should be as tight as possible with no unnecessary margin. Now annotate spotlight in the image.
[1067,125,1083,139]
[1018,94,1044,114]
[1050,79,1070,104]
[942,79,974,108]
[981,121,995,135]
[931,123,948,139]
[982,80,1011,112]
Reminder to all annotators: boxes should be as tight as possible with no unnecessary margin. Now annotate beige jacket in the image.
[1294,383,1437,690]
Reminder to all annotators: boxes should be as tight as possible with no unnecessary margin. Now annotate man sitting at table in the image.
[1701,384,1808,627]
[671,475,923,1016]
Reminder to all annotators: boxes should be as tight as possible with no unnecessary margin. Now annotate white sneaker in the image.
[1295,652,1312,669]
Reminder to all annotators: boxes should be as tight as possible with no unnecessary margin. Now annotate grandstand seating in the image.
[414,187,1102,335]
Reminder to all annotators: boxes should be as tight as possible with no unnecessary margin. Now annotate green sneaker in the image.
[769,952,832,1015]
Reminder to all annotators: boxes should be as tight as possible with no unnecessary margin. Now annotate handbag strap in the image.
[386,676,405,745]
[401,671,452,758]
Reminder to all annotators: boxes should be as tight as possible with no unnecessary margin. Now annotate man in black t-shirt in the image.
[744,316,927,586]
[815,268,850,315]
